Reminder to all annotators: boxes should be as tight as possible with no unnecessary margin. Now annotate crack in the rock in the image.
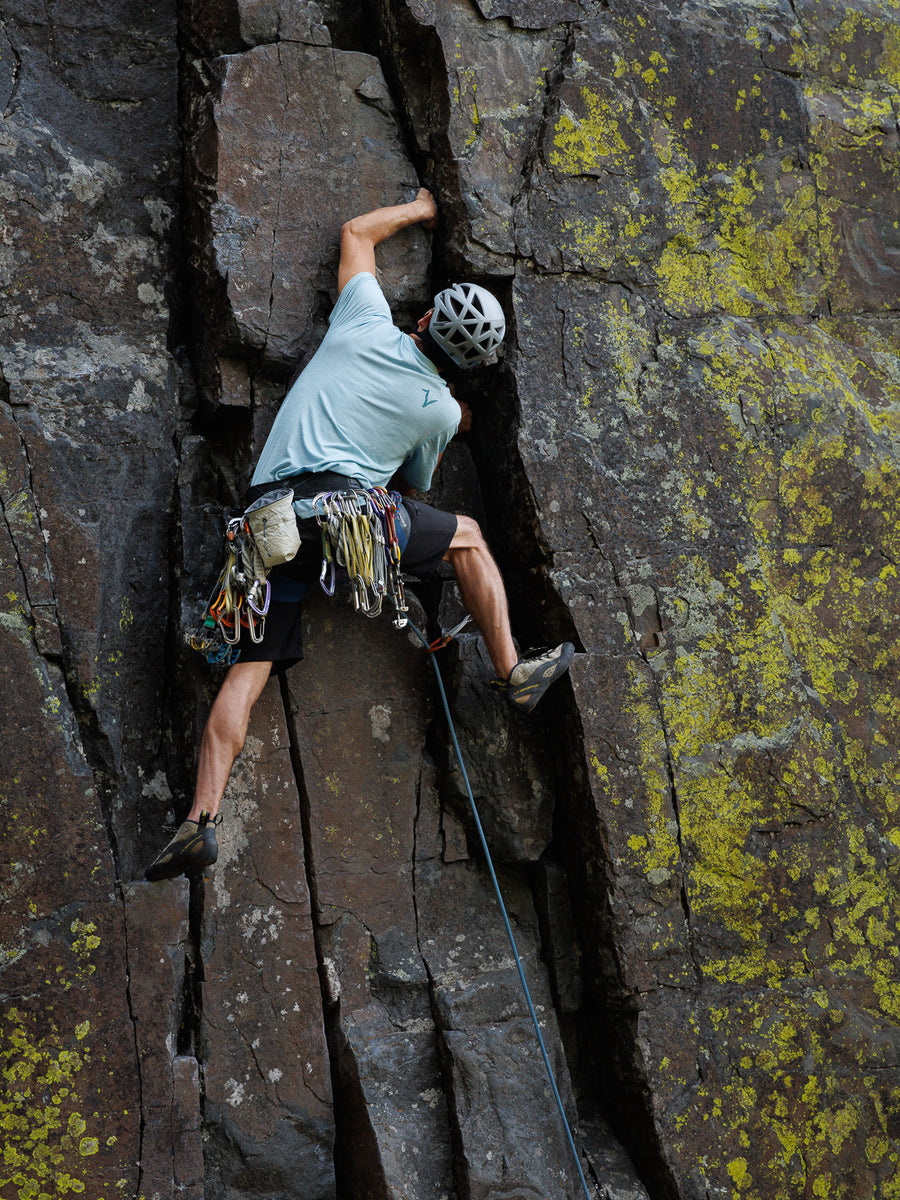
[598,533,704,991]
[412,685,482,1194]
[0,20,23,116]
[262,42,290,359]
[0,397,128,890]
[119,886,150,1200]
[0,409,59,643]
[513,21,577,218]
[277,671,346,1193]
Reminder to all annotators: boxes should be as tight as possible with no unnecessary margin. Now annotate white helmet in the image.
[428,283,506,368]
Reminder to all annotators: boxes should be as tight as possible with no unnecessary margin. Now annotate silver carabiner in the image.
[246,605,264,644]
[219,613,241,645]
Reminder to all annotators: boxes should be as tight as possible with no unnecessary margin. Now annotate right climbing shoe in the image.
[500,643,576,713]
[144,811,219,882]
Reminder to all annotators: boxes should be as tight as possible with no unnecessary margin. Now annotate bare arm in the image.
[337,188,438,294]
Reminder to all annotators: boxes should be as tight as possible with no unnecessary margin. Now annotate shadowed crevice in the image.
[277,671,352,1199]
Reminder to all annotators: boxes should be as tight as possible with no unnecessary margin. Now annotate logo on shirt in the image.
[422,388,438,407]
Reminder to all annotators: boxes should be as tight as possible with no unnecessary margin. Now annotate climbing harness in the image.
[185,488,300,666]
[186,483,409,665]
[312,486,408,629]
[407,620,595,1200]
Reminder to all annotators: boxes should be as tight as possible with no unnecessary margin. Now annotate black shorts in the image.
[235,478,457,673]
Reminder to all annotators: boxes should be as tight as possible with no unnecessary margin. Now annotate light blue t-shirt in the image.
[251,273,460,515]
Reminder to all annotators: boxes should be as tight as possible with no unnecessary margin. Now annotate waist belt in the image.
[246,471,363,507]
[188,473,406,669]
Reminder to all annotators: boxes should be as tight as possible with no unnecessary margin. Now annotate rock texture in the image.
[1,1,898,1199]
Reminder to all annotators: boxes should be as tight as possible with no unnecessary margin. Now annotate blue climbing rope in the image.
[408,622,594,1200]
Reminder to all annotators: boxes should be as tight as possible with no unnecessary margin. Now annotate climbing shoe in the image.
[144,811,220,882]
[499,642,575,713]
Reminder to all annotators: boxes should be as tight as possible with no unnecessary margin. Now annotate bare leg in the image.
[444,515,518,679]
[188,660,273,820]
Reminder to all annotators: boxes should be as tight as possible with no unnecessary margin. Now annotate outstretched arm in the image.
[338,188,438,294]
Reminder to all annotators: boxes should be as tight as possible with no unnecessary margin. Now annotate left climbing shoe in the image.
[144,811,219,881]
[499,643,575,713]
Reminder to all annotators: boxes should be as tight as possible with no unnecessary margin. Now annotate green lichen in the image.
[559,214,615,271]
[791,7,900,91]
[677,984,900,1195]
[453,64,481,150]
[547,13,899,319]
[653,148,824,317]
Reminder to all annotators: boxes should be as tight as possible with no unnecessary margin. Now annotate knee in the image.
[206,676,260,754]
[449,514,487,555]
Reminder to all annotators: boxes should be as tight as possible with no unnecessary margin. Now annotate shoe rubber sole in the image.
[145,816,219,882]
[507,643,575,712]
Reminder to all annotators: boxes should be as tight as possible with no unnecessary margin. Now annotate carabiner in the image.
[246,605,265,644]
[319,556,336,596]
[219,614,241,645]
[248,578,271,617]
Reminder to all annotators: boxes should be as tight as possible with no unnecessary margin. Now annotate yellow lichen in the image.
[549,86,631,176]
[621,662,680,879]
[0,1007,106,1197]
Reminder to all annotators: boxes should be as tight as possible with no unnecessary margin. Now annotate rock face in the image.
[1,2,898,1199]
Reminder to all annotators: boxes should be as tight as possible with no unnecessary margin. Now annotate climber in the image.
[144,187,574,882]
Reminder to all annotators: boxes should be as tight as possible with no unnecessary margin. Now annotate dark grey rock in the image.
[5,1,900,1199]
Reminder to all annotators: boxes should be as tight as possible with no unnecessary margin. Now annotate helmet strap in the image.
[416,323,457,372]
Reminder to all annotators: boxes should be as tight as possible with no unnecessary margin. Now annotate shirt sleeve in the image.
[329,272,392,332]
[399,427,456,492]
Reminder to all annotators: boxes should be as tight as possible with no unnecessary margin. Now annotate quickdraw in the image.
[186,512,273,666]
[312,486,408,629]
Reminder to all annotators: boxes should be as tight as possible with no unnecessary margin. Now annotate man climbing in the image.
[145,188,574,882]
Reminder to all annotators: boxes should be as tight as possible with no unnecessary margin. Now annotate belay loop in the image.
[312,486,408,629]
[186,488,299,666]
